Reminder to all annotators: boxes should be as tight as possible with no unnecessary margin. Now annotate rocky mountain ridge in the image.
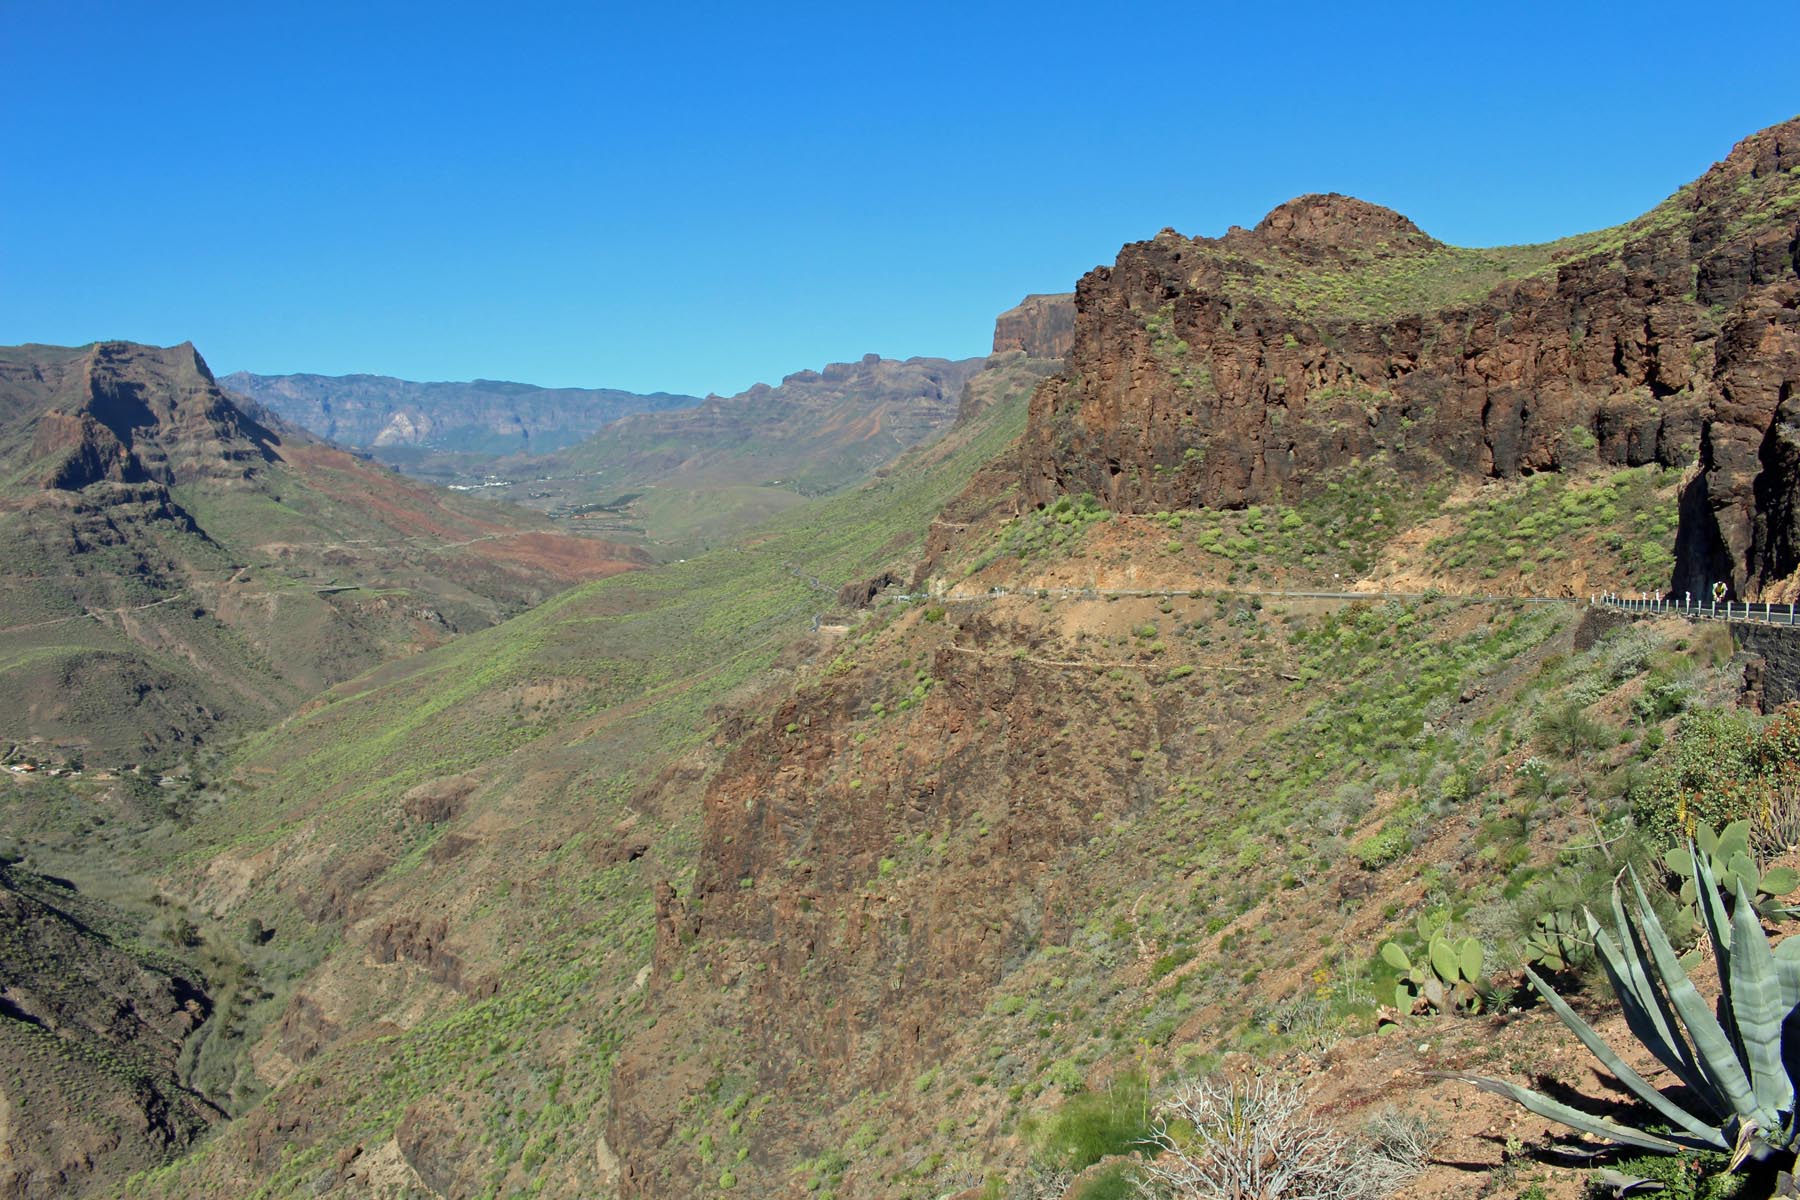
[535,352,986,494]
[1020,117,1800,599]
[218,371,698,458]
[484,352,993,551]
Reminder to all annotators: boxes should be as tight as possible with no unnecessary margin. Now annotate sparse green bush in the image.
[1580,1150,1750,1199]
[1631,707,1800,849]
[1351,821,1412,870]
[1028,1072,1152,1174]
[1536,704,1608,761]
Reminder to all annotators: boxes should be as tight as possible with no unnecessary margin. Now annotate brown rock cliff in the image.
[991,293,1077,360]
[1020,117,1800,597]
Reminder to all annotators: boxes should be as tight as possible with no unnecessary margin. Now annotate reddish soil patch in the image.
[457,532,649,582]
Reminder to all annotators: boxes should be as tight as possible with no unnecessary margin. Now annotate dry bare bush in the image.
[1360,1106,1442,1179]
[1136,1076,1411,1200]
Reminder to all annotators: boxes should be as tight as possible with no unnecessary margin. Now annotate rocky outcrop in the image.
[1734,621,1800,711]
[12,342,279,491]
[991,293,1076,359]
[1020,117,1800,598]
[0,865,217,1197]
[366,913,492,995]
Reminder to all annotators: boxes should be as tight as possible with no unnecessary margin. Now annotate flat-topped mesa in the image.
[1246,193,1437,255]
[1020,115,1800,599]
[991,293,1076,359]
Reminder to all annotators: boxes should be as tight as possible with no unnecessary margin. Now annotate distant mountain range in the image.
[218,371,699,458]
[222,302,1081,554]
[0,341,646,761]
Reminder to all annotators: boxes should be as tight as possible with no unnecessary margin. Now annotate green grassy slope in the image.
[118,367,1036,1199]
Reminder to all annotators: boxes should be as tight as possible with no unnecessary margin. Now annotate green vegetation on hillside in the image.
[120,371,1038,1200]
[1427,467,1681,589]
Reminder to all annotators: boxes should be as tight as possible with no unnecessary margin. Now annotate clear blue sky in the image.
[2,1,1794,397]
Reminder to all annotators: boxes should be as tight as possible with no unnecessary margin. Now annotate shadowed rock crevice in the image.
[1674,447,1739,598]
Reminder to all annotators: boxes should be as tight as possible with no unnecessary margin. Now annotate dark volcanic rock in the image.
[1020,117,1800,598]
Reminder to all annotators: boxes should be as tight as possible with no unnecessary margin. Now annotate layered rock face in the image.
[991,292,1076,359]
[11,342,277,491]
[1020,118,1800,597]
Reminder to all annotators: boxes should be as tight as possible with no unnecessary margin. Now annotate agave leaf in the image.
[1727,882,1794,1121]
[1520,967,1729,1146]
[1593,901,1719,1114]
[1774,936,1800,1011]
[1762,866,1800,897]
[1433,1072,1702,1154]
[1694,848,1735,964]
[1692,848,1744,1071]
[1380,942,1411,972]
[1458,937,1483,981]
[1629,870,1759,1119]
[1592,1168,1669,1195]
[1782,1008,1800,1149]
[1727,1118,1764,1173]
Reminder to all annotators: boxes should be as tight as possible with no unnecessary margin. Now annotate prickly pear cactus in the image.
[1665,820,1800,919]
[1382,932,1485,1015]
[1523,909,1584,972]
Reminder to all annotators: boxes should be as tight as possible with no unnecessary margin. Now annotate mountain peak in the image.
[1251,193,1434,252]
[1692,113,1800,204]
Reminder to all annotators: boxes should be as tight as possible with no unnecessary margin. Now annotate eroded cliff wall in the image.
[1021,118,1800,597]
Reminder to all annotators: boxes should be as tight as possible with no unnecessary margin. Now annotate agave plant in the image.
[1445,848,1800,1169]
